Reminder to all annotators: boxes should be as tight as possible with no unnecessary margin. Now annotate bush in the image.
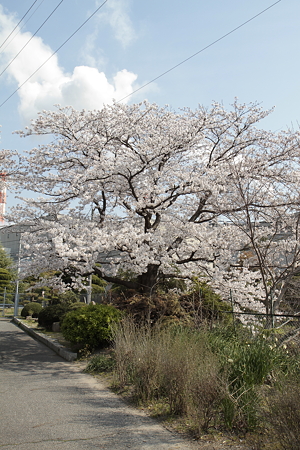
[21,302,43,318]
[179,281,232,326]
[2,298,13,304]
[61,304,122,349]
[38,304,71,330]
[109,281,232,327]
[51,290,80,305]
[69,302,87,310]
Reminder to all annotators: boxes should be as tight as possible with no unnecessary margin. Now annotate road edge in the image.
[12,317,77,362]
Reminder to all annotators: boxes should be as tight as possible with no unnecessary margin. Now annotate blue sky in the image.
[0,0,299,208]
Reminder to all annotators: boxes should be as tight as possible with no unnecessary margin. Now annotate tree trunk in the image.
[94,263,160,295]
[136,264,159,295]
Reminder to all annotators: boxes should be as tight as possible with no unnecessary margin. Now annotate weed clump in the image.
[84,354,116,373]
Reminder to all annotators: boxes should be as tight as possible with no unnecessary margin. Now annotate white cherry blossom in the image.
[9,100,300,315]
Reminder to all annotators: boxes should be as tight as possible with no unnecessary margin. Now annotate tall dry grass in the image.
[112,317,299,436]
[267,379,300,450]
[113,318,226,432]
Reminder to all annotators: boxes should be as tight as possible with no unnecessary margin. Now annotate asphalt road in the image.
[0,318,198,450]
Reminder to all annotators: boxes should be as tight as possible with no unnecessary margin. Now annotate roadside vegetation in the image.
[77,285,300,450]
[83,316,299,449]
[11,278,300,449]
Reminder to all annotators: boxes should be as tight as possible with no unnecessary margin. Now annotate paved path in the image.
[0,318,197,450]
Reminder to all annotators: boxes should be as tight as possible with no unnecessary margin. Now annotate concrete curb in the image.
[12,318,77,362]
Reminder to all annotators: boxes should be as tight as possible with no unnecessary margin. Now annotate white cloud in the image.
[79,0,136,68]
[0,5,138,123]
[79,26,106,69]
[96,0,136,47]
[61,67,137,110]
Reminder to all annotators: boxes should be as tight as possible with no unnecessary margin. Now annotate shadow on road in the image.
[0,319,70,377]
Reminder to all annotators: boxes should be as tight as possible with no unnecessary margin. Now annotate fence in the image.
[223,309,300,346]
[0,290,56,317]
[79,292,111,304]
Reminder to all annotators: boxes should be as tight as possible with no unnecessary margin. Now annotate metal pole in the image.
[271,291,275,329]
[86,274,92,304]
[230,289,236,333]
[13,279,20,317]
[2,287,6,317]
[13,235,21,317]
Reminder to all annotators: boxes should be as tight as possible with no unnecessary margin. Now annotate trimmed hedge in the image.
[38,304,71,330]
[21,302,43,318]
[61,304,122,348]
[38,302,86,330]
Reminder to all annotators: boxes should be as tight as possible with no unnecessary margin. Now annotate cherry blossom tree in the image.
[0,125,16,171]
[223,168,300,317]
[10,101,300,314]
[0,148,13,167]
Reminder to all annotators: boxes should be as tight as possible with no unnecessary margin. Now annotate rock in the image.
[52,322,60,332]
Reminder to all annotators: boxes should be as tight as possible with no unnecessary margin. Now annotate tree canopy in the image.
[0,244,15,292]
[10,100,300,314]
[0,243,13,270]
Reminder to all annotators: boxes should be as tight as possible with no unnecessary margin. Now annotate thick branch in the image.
[176,252,216,265]
[188,190,212,222]
[92,191,106,223]
[93,266,138,290]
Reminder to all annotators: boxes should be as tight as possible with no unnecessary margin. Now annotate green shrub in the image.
[61,304,122,348]
[21,302,43,318]
[2,298,13,304]
[55,290,80,305]
[38,304,71,330]
[179,280,232,325]
[69,302,87,310]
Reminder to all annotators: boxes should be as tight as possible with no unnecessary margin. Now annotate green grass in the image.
[1,307,17,317]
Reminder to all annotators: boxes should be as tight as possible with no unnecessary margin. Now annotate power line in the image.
[0,0,109,109]
[117,0,282,103]
[0,0,47,55]
[0,0,282,108]
[0,0,65,79]
[0,0,40,50]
